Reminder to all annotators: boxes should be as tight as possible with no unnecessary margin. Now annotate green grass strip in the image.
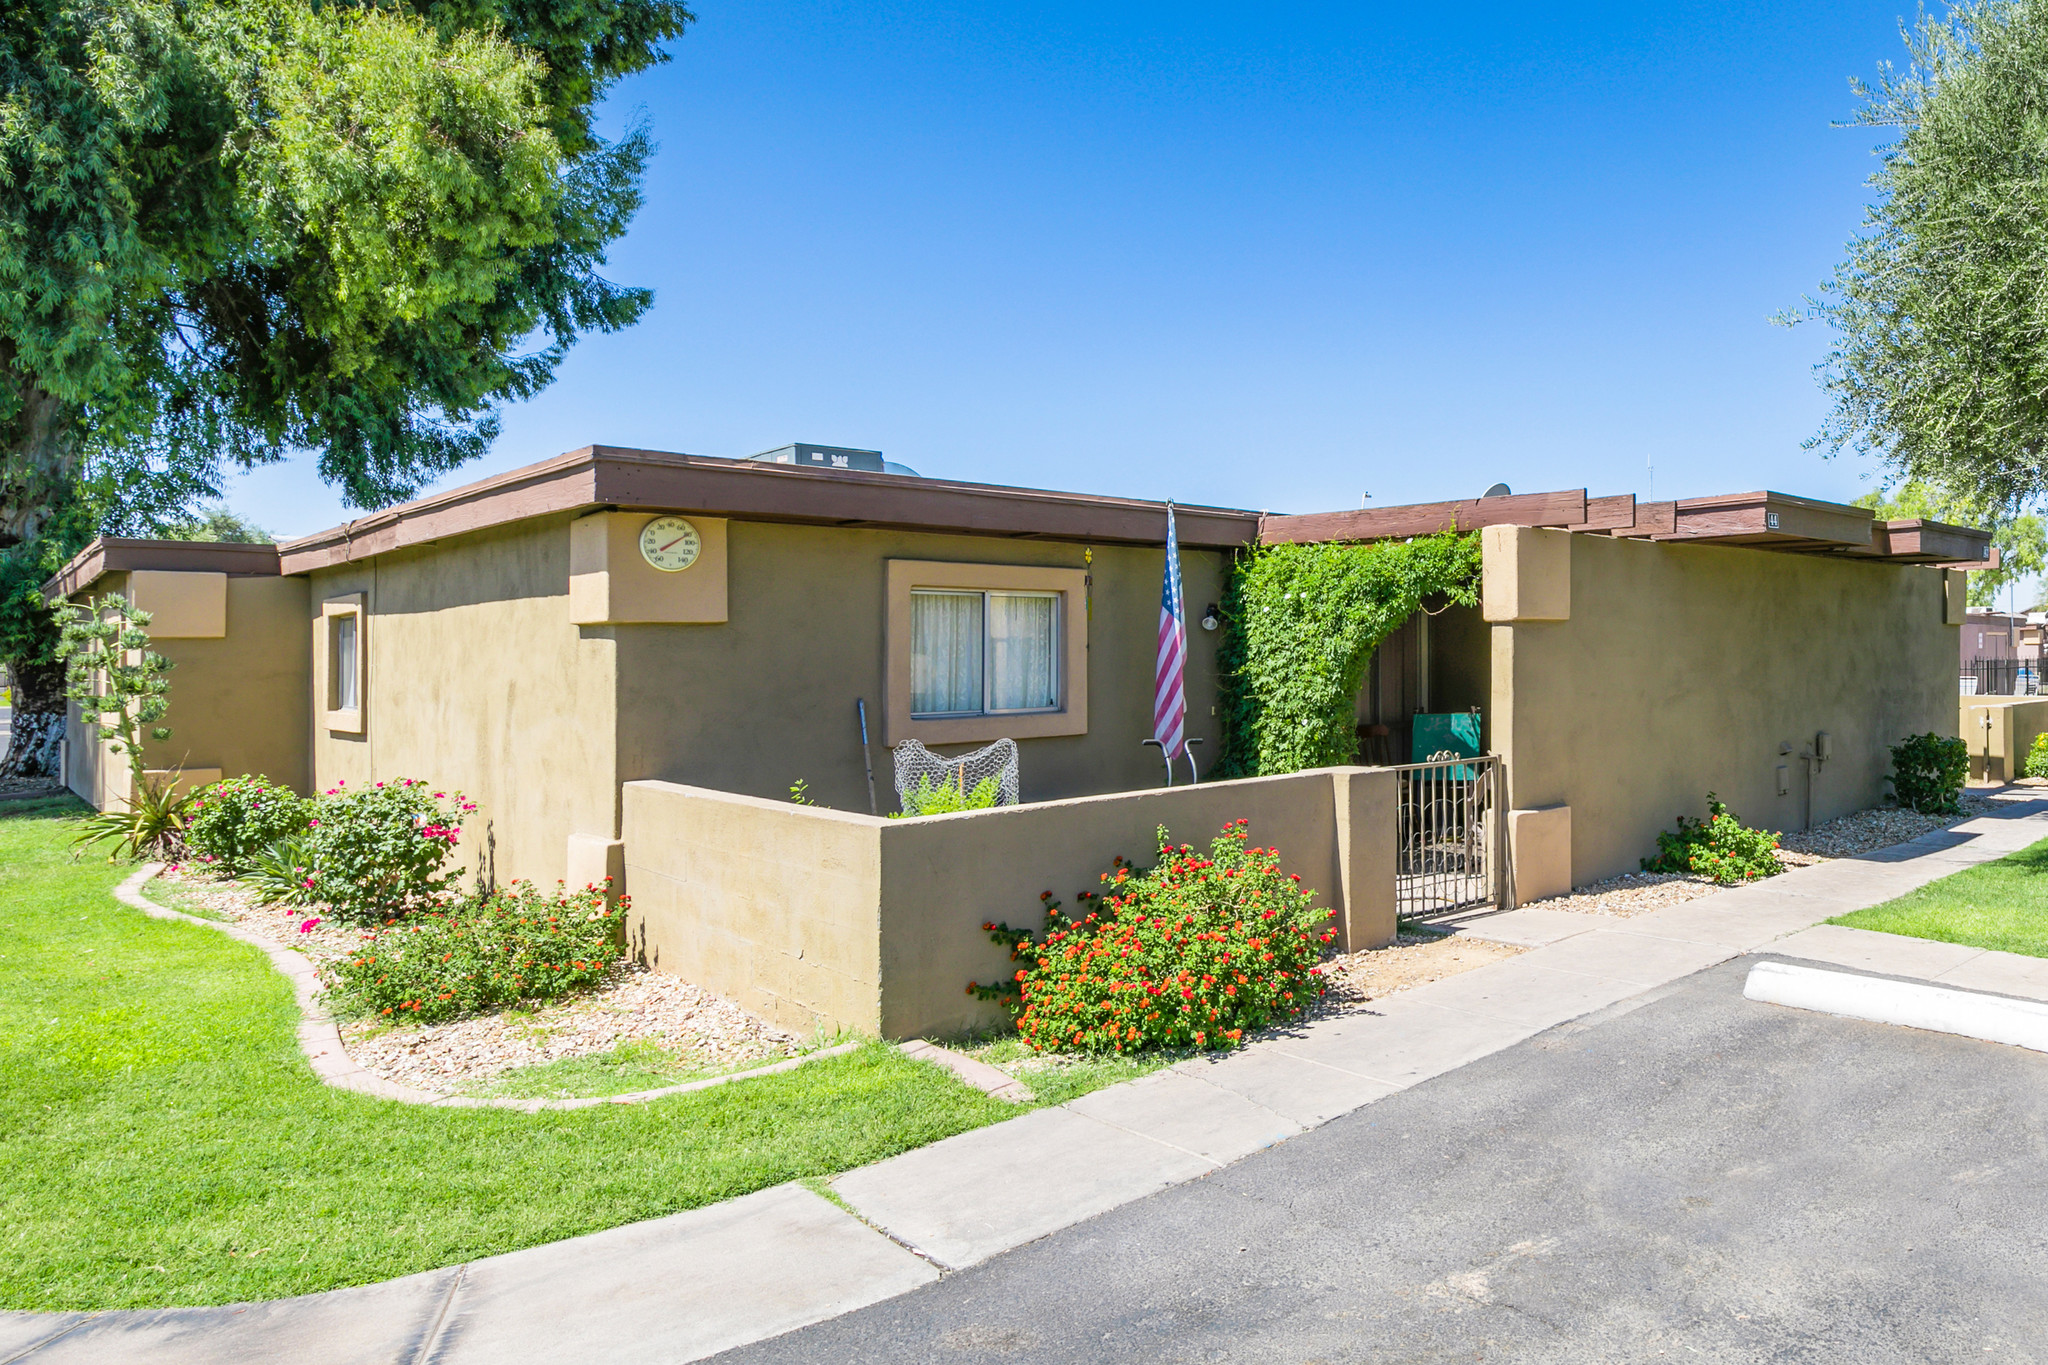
[1830,835,2048,959]
[0,803,1016,1311]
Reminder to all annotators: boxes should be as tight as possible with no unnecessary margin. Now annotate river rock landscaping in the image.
[148,863,796,1096]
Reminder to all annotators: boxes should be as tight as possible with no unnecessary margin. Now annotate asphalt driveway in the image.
[719,956,2048,1364]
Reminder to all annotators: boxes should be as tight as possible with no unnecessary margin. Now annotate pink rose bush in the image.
[303,778,476,924]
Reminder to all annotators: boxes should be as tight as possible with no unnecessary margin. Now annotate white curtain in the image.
[911,591,982,715]
[987,593,1056,712]
[332,614,359,710]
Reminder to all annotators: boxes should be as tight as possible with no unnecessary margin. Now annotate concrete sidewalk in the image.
[7,798,2045,1363]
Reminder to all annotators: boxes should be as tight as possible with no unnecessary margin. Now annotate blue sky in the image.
[227,1,1923,538]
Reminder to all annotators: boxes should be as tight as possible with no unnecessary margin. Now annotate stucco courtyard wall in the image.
[622,767,1396,1040]
[1487,526,1958,897]
[1959,696,2048,783]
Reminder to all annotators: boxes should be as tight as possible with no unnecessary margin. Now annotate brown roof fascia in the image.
[1655,490,1875,551]
[43,538,282,601]
[1877,518,1995,565]
[1566,493,1638,533]
[1608,500,1677,538]
[276,445,1263,574]
[1257,489,1587,545]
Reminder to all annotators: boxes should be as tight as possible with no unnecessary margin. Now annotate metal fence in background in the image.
[1961,658,2041,696]
[1394,753,1503,921]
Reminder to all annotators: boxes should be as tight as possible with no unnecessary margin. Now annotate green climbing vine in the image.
[1214,532,1481,777]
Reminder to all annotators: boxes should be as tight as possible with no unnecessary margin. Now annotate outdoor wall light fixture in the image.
[1200,604,1220,631]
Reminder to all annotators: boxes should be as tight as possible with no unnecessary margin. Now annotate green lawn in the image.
[1830,835,2048,958]
[0,798,1018,1311]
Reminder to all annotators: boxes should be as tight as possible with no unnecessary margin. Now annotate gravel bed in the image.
[1532,793,2013,918]
[149,865,795,1097]
[1316,930,1525,1011]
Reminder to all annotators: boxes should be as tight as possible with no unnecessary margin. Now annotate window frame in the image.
[885,561,1088,746]
[908,587,1063,720]
[320,593,366,735]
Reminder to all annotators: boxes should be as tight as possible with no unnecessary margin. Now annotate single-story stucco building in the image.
[48,447,1990,1037]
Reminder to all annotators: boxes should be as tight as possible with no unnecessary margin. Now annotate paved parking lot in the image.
[721,956,2048,1364]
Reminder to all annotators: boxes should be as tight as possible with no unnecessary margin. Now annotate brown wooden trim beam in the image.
[44,538,283,600]
[1655,490,1874,549]
[1609,501,1677,538]
[1566,494,1638,533]
[1257,489,1587,545]
[1879,518,1994,565]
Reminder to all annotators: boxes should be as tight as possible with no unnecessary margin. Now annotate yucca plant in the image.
[243,836,321,907]
[73,773,194,862]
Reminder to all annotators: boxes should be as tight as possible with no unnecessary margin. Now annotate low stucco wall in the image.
[1488,527,1958,893]
[1960,696,2048,783]
[622,767,1397,1040]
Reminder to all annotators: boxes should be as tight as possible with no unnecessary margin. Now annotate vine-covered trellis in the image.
[1214,532,1481,777]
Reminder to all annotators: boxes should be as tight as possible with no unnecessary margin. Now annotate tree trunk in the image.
[0,658,63,782]
[0,349,79,548]
[0,349,83,782]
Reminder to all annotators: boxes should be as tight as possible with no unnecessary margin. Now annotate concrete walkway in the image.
[7,798,2045,1363]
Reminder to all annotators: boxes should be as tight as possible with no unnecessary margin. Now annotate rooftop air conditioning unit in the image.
[745,444,918,477]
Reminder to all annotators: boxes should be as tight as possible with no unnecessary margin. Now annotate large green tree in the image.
[0,0,689,774]
[1796,1,2048,511]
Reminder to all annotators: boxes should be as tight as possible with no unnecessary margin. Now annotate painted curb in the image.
[112,864,861,1110]
[1744,959,2048,1054]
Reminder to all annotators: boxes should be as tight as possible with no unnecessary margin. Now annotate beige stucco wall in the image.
[1489,527,1957,892]
[1959,696,2048,783]
[308,513,1221,890]
[63,574,312,806]
[611,520,1228,811]
[307,516,621,890]
[622,767,1395,1040]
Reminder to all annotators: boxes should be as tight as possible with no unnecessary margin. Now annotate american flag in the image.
[1154,503,1187,761]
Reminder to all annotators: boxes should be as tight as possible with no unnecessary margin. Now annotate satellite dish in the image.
[1482,482,1513,498]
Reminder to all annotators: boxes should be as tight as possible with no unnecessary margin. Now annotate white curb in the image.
[1744,959,2048,1054]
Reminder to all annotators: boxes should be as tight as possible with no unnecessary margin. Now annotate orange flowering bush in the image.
[968,820,1335,1053]
[321,879,625,1024]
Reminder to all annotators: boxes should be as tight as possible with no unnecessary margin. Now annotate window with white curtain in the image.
[911,589,1060,717]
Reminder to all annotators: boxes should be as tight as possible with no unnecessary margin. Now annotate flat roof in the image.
[44,444,1995,597]
[271,445,1267,574]
[44,539,281,600]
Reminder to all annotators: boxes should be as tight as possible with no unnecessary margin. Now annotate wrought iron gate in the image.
[1394,753,1504,920]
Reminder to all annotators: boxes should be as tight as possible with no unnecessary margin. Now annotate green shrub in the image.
[74,775,193,863]
[1890,732,1968,813]
[306,778,473,923]
[1641,793,1782,884]
[243,835,320,907]
[891,773,1000,818]
[968,820,1335,1053]
[186,776,308,874]
[321,880,625,1024]
[2022,732,2048,780]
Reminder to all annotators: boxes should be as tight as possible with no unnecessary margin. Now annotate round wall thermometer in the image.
[639,516,702,572]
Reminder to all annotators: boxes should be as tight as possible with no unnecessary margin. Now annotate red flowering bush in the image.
[969,820,1336,1053]
[321,879,626,1024]
[305,778,475,923]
